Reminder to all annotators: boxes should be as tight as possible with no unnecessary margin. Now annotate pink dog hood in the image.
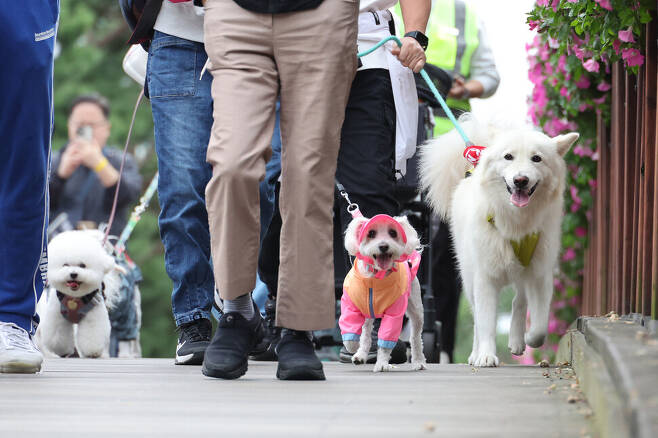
[356,214,407,244]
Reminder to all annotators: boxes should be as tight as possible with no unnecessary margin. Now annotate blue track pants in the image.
[0,1,59,333]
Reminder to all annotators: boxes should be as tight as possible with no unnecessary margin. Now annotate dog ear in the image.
[344,216,368,256]
[554,132,579,156]
[395,215,420,255]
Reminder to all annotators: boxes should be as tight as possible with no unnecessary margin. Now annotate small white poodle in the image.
[339,213,427,372]
[35,230,123,358]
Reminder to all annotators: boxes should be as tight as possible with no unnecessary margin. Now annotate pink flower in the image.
[575,76,590,89]
[558,54,567,73]
[573,47,586,61]
[593,95,607,105]
[562,247,576,262]
[582,59,600,73]
[560,87,569,97]
[578,103,591,111]
[589,179,597,189]
[537,0,550,6]
[571,202,581,213]
[554,278,565,291]
[622,48,645,67]
[595,0,613,10]
[612,39,621,55]
[575,227,587,238]
[597,82,611,91]
[618,28,635,43]
[567,0,578,2]
[528,19,540,31]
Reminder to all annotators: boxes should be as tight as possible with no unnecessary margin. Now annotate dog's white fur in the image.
[35,230,124,358]
[343,215,427,372]
[419,116,578,367]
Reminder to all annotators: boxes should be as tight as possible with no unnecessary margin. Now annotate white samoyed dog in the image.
[419,116,578,367]
[35,230,123,358]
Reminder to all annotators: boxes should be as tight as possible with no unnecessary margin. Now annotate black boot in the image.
[276,329,325,380]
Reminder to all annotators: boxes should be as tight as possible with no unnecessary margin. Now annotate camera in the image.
[76,125,93,141]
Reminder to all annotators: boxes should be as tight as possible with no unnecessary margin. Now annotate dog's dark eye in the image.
[531,155,542,163]
[504,153,513,161]
[367,230,376,239]
[78,263,86,268]
[389,229,398,238]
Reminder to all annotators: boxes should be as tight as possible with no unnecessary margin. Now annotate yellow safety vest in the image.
[425,0,480,135]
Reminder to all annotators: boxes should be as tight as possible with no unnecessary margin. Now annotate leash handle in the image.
[357,35,474,148]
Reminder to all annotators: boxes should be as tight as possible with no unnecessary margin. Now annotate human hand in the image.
[70,137,105,170]
[391,36,426,73]
[57,144,83,179]
[448,76,468,99]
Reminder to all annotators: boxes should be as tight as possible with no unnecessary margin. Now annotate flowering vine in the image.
[520,0,654,364]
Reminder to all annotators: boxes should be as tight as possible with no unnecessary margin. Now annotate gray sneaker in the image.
[0,322,43,373]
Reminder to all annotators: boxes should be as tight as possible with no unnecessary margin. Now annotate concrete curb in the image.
[557,316,658,438]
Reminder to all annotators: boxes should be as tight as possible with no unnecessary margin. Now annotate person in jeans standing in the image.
[0,0,59,373]
[201,0,359,381]
[139,0,281,365]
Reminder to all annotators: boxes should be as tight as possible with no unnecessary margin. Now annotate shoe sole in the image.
[175,350,205,366]
[276,364,325,381]
[0,361,41,374]
[201,360,248,380]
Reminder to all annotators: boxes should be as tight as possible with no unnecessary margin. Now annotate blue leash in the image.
[357,35,474,147]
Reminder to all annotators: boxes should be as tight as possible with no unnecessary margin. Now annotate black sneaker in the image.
[202,309,264,380]
[175,319,212,365]
[276,329,325,381]
[250,297,280,361]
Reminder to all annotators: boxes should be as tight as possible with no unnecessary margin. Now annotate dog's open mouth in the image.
[66,280,82,291]
[506,182,538,208]
[373,252,394,270]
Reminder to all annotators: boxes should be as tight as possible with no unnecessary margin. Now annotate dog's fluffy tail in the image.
[419,115,482,220]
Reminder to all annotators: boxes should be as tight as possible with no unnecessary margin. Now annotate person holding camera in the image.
[50,94,143,236]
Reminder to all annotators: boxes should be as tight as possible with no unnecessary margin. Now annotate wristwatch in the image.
[404,31,429,51]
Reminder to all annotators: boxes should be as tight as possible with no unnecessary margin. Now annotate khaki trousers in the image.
[204,0,358,330]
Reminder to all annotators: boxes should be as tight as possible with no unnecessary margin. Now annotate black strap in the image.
[127,0,164,50]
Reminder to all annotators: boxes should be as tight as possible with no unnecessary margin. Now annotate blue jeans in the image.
[147,31,214,326]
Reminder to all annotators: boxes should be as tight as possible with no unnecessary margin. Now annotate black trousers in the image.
[260,68,398,296]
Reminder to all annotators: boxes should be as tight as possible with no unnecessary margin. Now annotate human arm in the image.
[391,0,431,73]
[452,22,500,99]
[103,151,143,210]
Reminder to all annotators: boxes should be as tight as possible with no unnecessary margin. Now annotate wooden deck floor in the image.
[0,359,593,437]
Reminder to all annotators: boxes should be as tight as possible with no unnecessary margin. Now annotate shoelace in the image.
[0,324,34,350]
[180,322,206,343]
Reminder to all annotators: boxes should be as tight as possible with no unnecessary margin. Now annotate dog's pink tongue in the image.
[511,190,530,207]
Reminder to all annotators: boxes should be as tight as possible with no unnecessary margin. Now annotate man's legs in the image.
[202,0,278,380]
[0,0,58,373]
[147,31,214,364]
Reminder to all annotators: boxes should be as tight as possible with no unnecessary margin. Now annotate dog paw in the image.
[524,331,546,348]
[411,361,427,371]
[373,362,393,372]
[508,339,526,356]
[467,351,478,365]
[352,349,368,365]
[343,340,360,354]
[473,354,499,367]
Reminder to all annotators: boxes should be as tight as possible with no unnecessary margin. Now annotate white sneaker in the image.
[0,322,43,373]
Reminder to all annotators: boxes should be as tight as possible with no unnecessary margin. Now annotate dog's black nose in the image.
[70,272,78,279]
[513,175,529,188]
[379,244,389,253]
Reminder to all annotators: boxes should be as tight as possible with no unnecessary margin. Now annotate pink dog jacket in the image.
[339,253,420,349]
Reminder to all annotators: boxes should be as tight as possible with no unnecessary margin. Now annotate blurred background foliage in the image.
[53,0,176,357]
